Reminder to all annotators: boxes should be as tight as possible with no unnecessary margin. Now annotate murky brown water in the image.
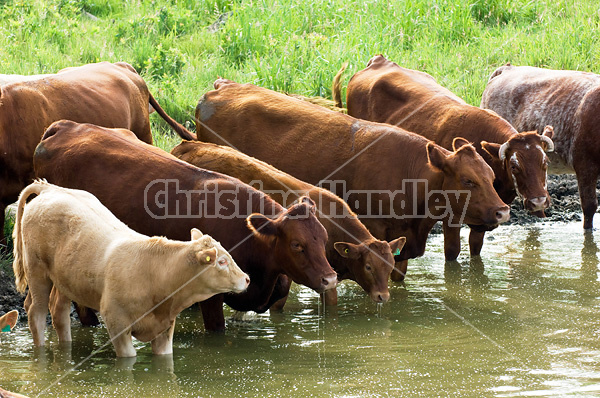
[1,221,600,397]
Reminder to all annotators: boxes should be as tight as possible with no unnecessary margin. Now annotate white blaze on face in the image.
[510,152,523,199]
[537,145,549,190]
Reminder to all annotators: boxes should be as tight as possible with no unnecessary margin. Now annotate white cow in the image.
[13,180,249,357]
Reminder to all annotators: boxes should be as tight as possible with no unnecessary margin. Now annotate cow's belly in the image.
[547,151,575,175]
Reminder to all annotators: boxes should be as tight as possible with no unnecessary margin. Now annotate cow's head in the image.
[189,228,250,295]
[334,237,406,303]
[427,138,510,226]
[481,126,554,214]
[246,196,337,293]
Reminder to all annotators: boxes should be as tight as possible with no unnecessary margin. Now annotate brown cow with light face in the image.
[336,55,554,260]
[34,120,336,331]
[482,64,600,230]
[195,79,510,280]
[171,140,406,305]
[0,62,195,247]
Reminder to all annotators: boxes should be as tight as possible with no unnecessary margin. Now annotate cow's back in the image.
[481,65,600,168]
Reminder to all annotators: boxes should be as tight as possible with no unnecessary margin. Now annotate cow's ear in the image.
[247,214,278,237]
[481,141,501,160]
[198,247,218,265]
[300,196,316,214]
[334,242,362,259]
[190,228,204,241]
[452,137,471,151]
[542,125,554,139]
[426,142,448,172]
[388,237,407,256]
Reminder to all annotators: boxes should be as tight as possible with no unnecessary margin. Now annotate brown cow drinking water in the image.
[336,55,554,260]
[481,64,600,230]
[0,62,195,247]
[195,79,510,280]
[34,120,337,332]
[171,140,406,305]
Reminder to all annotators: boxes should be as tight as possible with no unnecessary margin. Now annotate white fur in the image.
[13,181,249,357]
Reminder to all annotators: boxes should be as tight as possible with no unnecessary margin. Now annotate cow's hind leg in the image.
[27,278,52,346]
[574,162,599,230]
[49,287,72,342]
[151,320,175,355]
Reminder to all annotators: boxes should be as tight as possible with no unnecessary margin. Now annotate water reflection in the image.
[580,231,599,286]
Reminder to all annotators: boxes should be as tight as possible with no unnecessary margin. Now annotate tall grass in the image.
[1,0,597,150]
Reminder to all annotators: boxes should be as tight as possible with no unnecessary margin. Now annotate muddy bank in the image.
[0,174,592,322]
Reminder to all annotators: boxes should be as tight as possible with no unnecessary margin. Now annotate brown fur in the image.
[481,64,600,229]
[0,62,194,245]
[337,55,553,259]
[171,140,405,304]
[33,120,336,331]
[195,79,509,280]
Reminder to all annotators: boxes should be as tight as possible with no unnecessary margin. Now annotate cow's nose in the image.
[529,196,548,211]
[244,276,250,286]
[320,274,338,291]
[371,291,390,303]
[495,206,510,224]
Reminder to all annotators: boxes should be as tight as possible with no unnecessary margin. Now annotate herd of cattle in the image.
[2,55,599,357]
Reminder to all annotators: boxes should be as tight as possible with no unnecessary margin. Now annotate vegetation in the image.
[0,0,597,152]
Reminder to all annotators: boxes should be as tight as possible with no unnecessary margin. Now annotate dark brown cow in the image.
[171,140,406,305]
[0,62,195,247]
[481,64,600,230]
[338,55,554,260]
[34,120,337,331]
[195,79,510,280]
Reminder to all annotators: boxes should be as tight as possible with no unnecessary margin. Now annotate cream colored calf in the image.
[13,180,249,357]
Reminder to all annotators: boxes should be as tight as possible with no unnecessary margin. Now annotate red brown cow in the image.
[171,140,406,305]
[195,79,510,280]
[337,55,554,260]
[481,64,600,230]
[0,62,195,246]
[33,120,337,331]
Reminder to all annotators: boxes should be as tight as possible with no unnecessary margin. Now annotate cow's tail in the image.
[148,92,198,141]
[332,62,348,109]
[13,180,49,294]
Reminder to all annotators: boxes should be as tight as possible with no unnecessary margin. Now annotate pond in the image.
[1,220,599,397]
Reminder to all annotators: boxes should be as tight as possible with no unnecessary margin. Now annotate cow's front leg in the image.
[390,259,408,282]
[575,163,599,230]
[200,295,225,332]
[105,317,136,357]
[443,221,461,261]
[151,319,175,355]
[468,229,486,256]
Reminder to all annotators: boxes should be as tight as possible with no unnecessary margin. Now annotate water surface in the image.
[1,221,599,397]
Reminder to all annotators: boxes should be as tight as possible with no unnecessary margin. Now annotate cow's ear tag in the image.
[393,248,401,256]
[344,248,349,254]
[1,325,11,332]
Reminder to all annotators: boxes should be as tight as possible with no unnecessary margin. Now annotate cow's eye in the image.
[217,256,229,268]
[291,241,303,252]
[365,264,372,272]
[462,178,475,188]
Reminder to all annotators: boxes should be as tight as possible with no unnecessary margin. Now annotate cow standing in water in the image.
[336,55,554,260]
[14,181,250,357]
[482,64,600,230]
[195,79,510,281]
[0,62,195,247]
[34,121,337,331]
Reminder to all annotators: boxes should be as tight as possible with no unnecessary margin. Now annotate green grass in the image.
[1,0,597,154]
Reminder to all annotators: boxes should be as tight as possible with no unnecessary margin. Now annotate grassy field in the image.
[1,0,598,150]
[0,0,598,267]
